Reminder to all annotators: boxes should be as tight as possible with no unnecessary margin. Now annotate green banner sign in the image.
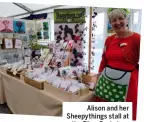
[54,8,86,23]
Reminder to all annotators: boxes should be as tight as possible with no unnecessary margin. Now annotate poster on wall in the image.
[43,22,49,31]
[5,38,13,48]
[36,21,42,32]
[0,18,13,32]
[54,8,86,66]
[15,39,22,49]
[13,20,25,33]
[26,20,35,34]
[43,31,49,39]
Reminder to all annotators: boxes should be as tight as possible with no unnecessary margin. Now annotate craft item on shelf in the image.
[0,18,13,32]
[14,39,22,49]
[13,20,25,33]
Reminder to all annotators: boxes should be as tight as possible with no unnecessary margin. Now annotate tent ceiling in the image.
[0,2,66,18]
[22,3,55,11]
[0,2,27,17]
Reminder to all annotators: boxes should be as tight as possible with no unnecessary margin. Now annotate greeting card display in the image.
[15,39,22,49]
[4,38,13,49]
[0,18,13,33]
[13,20,25,33]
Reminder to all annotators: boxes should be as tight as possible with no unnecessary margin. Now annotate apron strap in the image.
[104,67,127,80]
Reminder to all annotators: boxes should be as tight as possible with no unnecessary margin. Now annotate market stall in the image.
[0,2,141,116]
[0,70,93,116]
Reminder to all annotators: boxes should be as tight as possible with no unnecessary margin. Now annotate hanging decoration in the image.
[90,7,98,71]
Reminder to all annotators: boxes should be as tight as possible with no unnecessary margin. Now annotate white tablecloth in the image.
[0,70,93,116]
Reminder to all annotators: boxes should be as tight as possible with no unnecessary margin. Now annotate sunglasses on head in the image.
[108,8,130,14]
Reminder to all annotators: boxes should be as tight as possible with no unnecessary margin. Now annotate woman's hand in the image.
[97,72,101,81]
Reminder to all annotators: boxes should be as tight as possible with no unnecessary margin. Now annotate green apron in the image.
[95,66,132,102]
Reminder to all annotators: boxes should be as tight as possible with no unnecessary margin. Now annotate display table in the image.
[0,68,6,104]
[0,70,94,116]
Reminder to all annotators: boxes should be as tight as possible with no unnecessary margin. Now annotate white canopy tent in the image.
[0,2,82,19]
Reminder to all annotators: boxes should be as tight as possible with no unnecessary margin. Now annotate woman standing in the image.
[92,8,140,121]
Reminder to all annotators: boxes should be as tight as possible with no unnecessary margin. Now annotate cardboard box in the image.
[44,82,89,101]
[23,76,44,90]
[6,69,21,79]
[82,73,97,83]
